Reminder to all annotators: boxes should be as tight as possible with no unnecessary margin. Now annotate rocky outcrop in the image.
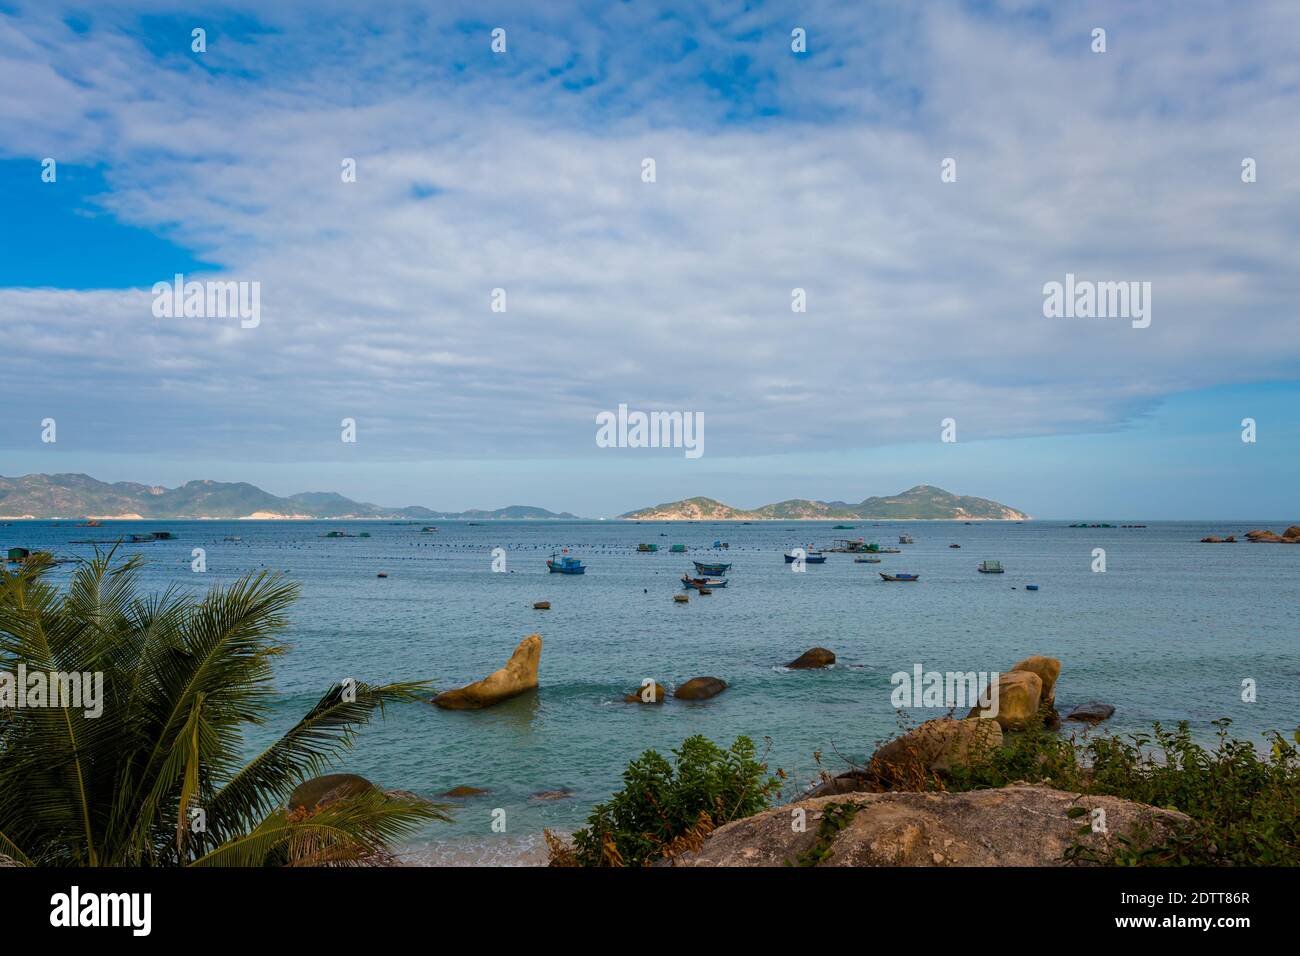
[432,634,542,709]
[1200,536,1236,543]
[624,681,667,703]
[674,676,728,700]
[869,717,1003,782]
[1065,702,1116,724]
[288,773,379,812]
[1245,526,1300,543]
[661,784,1190,867]
[785,647,836,669]
[969,670,1042,730]
[1007,655,1060,707]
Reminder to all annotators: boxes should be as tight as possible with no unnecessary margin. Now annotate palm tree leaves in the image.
[0,551,444,866]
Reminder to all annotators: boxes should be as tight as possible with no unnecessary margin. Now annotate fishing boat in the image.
[681,574,728,590]
[693,561,731,575]
[978,560,1004,574]
[898,534,913,544]
[949,543,961,549]
[854,557,882,563]
[833,524,855,530]
[879,572,919,582]
[713,540,730,549]
[546,552,586,574]
[784,551,827,564]
[1026,584,1039,591]
[637,543,658,552]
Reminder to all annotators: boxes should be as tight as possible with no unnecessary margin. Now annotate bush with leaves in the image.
[0,551,447,867]
[559,734,781,867]
[934,717,1299,866]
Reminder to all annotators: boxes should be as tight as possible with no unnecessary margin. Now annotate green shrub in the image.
[563,735,781,867]
[940,718,1300,866]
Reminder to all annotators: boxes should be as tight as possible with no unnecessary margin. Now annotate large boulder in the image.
[674,676,728,700]
[1286,525,1300,540]
[1007,655,1061,707]
[433,634,542,709]
[868,717,1003,784]
[660,784,1190,867]
[785,647,836,669]
[289,773,379,813]
[969,670,1042,730]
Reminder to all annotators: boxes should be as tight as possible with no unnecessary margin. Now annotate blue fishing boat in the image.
[547,552,586,574]
[682,574,728,590]
[784,551,827,564]
[693,561,731,575]
[879,572,919,582]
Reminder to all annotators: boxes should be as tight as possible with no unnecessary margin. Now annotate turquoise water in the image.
[7,519,1298,864]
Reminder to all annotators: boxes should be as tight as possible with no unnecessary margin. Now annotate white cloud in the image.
[0,0,1297,463]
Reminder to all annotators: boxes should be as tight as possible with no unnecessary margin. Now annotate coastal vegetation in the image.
[547,735,782,867]
[0,551,445,866]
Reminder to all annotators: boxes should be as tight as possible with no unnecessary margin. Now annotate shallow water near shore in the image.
[11,518,1299,865]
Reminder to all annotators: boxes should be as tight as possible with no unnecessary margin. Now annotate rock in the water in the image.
[969,670,1042,730]
[442,785,490,798]
[531,788,574,801]
[533,601,550,610]
[433,634,542,709]
[624,680,667,703]
[660,784,1190,867]
[289,773,379,813]
[1246,527,1300,543]
[869,717,1003,784]
[1065,702,1116,724]
[1007,656,1060,707]
[674,676,728,700]
[785,647,836,669]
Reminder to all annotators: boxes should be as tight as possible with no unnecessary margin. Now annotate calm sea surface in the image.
[7,518,1298,864]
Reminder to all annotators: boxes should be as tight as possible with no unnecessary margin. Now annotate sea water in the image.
[7,519,1297,864]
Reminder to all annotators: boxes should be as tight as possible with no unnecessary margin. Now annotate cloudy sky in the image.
[1,0,1297,517]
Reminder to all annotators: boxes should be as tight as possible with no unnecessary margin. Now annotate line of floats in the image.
[541,534,1040,592]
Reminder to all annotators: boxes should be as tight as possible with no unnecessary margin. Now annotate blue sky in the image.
[0,0,1297,517]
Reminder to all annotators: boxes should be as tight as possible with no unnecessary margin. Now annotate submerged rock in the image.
[1065,702,1116,724]
[660,784,1190,867]
[531,788,574,801]
[433,634,542,710]
[442,785,491,798]
[785,647,836,669]
[674,676,728,700]
[624,681,667,704]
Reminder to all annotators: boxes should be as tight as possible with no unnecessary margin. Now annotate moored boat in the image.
[547,552,586,574]
[681,574,728,590]
[879,572,919,582]
[784,551,827,563]
[693,561,731,575]
[637,543,658,552]
[978,560,1004,574]
[899,534,914,544]
[855,557,882,563]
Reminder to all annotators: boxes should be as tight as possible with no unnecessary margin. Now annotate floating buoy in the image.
[674,594,689,603]
[533,601,551,610]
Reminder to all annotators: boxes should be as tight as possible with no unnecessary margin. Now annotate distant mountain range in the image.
[0,474,576,520]
[619,485,1028,521]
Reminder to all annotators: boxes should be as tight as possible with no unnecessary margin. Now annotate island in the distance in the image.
[0,473,576,521]
[619,485,1028,521]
